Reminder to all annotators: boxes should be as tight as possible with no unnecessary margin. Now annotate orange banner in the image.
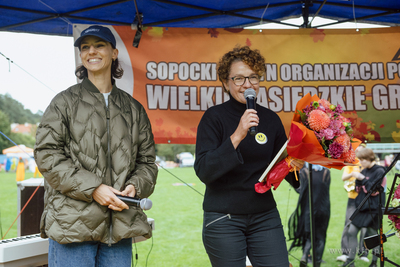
[74,25,400,144]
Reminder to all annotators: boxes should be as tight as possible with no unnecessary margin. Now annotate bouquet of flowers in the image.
[388,182,400,239]
[286,93,361,169]
[255,93,361,193]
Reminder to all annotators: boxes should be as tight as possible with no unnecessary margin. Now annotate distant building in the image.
[11,123,34,135]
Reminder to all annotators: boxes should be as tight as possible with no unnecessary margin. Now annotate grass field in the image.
[1,167,399,267]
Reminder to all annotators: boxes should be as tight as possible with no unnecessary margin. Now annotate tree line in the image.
[0,94,42,152]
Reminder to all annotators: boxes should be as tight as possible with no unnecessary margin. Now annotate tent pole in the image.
[308,163,317,267]
[301,0,311,28]
[308,0,328,27]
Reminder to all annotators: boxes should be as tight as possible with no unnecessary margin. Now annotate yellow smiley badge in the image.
[255,132,267,144]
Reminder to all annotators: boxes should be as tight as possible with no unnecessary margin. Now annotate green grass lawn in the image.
[1,168,399,267]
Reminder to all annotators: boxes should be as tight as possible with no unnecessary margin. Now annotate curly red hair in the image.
[217,46,266,93]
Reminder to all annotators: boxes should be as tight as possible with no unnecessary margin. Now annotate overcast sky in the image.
[0,17,388,114]
[1,32,77,114]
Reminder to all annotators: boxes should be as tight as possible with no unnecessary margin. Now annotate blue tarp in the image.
[0,154,7,164]
[0,0,399,36]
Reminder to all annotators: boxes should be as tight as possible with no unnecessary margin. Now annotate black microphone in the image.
[244,88,257,136]
[116,195,153,210]
[364,232,395,249]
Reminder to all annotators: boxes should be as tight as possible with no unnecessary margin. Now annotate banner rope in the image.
[0,52,57,93]
[155,163,204,197]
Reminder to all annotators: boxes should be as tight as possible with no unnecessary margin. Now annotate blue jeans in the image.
[202,208,289,267]
[48,238,132,267]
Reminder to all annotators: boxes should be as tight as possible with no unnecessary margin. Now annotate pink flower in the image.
[388,184,400,235]
[330,119,346,135]
[394,187,400,199]
[328,142,344,159]
[389,214,398,222]
[320,128,335,140]
[318,99,331,110]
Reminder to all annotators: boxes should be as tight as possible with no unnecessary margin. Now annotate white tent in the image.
[2,144,34,159]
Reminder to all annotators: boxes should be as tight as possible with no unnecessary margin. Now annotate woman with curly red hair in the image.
[194,46,304,267]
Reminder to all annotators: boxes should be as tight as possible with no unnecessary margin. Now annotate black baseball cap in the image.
[74,25,116,49]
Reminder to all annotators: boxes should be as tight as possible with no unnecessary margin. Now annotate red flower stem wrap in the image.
[254,156,296,193]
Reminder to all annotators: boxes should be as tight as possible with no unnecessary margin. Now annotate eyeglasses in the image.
[230,75,260,86]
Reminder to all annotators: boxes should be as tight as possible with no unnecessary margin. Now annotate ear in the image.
[112,48,119,60]
[222,80,229,93]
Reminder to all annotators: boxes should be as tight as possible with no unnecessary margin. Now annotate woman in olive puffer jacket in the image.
[34,25,158,267]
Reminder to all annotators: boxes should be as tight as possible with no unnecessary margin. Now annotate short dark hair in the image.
[75,58,124,81]
[217,45,266,93]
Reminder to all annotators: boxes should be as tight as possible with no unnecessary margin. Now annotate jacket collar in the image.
[82,78,118,95]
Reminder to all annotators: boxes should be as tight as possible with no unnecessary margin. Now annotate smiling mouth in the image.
[88,59,101,63]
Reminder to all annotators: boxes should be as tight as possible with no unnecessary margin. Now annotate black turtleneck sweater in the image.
[195,97,299,214]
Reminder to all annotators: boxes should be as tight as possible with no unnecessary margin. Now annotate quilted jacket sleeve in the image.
[125,103,158,198]
[34,92,102,202]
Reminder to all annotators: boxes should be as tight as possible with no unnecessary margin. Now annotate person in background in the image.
[10,157,17,172]
[16,157,25,181]
[5,157,11,172]
[341,148,386,267]
[34,25,158,267]
[337,143,370,263]
[33,164,42,178]
[395,159,400,172]
[28,158,37,173]
[288,163,331,267]
[194,45,304,267]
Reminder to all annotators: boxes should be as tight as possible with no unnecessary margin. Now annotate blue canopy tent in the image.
[1,0,400,36]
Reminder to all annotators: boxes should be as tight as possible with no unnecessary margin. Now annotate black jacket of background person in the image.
[195,97,300,215]
[352,164,386,230]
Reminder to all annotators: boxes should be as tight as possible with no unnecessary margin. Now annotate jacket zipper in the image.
[106,100,113,246]
[205,214,231,228]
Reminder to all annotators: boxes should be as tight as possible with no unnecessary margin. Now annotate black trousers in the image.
[202,208,290,267]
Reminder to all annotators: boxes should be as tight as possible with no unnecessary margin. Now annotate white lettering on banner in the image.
[144,85,396,112]
[372,84,400,110]
[146,62,157,79]
[146,84,227,111]
[386,62,400,79]
[275,62,385,81]
[148,62,396,82]
[146,62,217,81]
[265,64,278,81]
[144,61,400,113]
[268,86,283,111]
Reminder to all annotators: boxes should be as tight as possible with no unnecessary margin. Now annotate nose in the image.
[88,45,97,54]
[242,77,252,87]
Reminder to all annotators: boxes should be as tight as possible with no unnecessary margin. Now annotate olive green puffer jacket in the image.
[34,78,158,245]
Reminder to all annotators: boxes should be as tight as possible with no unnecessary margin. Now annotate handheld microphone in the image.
[244,88,257,136]
[116,195,153,210]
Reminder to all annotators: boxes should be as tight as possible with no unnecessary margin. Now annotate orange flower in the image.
[308,110,330,131]
[342,149,356,163]
[335,134,351,152]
